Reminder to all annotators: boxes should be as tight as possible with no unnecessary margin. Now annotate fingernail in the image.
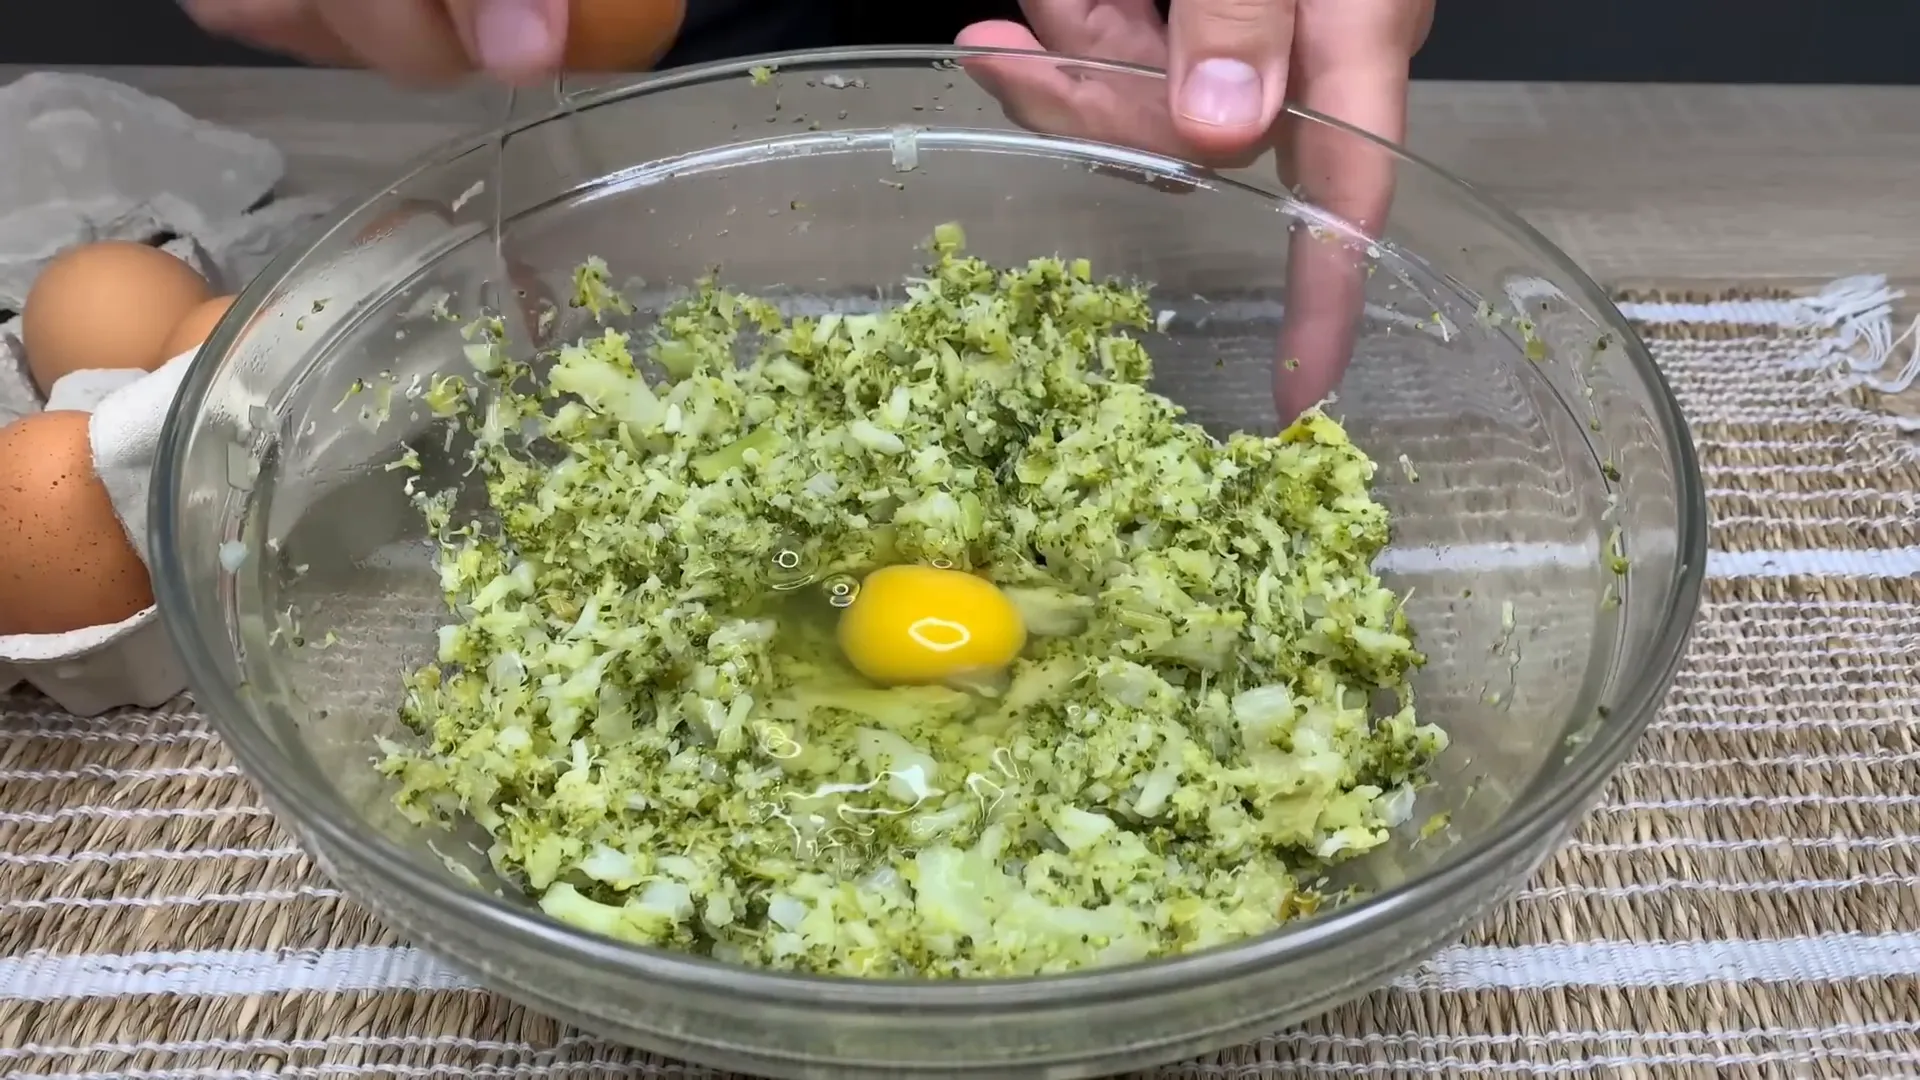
[475,0,556,75]
[1179,58,1263,128]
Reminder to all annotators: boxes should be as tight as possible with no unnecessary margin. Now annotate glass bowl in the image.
[152,47,1706,1080]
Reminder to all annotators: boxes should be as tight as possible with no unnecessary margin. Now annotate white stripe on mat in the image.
[1613,299,1830,326]
[16,833,1885,871]
[13,1049,1920,1080]
[0,846,305,869]
[22,868,1915,918]
[25,747,1918,832]
[1514,874,1920,901]
[1396,931,1920,992]
[0,946,474,1001]
[1657,702,1920,731]
[1673,673,1920,695]
[17,873,1915,920]
[12,1022,1920,1065]
[1623,751,1920,770]
[1567,835,1916,855]
[451,287,1848,334]
[1596,794,1920,813]
[1373,544,1920,579]
[0,765,239,783]
[7,933,1920,1003]
[0,888,343,915]
[0,729,216,745]
[0,806,270,826]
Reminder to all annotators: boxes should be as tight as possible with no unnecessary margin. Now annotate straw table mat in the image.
[2,281,1918,1079]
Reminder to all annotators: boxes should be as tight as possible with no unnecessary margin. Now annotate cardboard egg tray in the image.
[0,75,277,714]
[1,206,486,716]
[0,606,184,717]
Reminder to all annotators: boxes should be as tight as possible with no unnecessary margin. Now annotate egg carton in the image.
[0,200,475,716]
[0,245,238,715]
[0,69,339,715]
[0,606,183,717]
[0,233,215,714]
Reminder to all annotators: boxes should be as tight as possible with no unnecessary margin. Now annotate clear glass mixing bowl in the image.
[152,47,1706,1080]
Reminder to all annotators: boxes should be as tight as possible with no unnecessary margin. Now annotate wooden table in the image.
[13,66,1920,288]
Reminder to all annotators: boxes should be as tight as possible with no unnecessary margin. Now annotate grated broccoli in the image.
[379,226,1446,977]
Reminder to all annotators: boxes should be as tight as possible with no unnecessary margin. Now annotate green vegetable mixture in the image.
[380,225,1447,977]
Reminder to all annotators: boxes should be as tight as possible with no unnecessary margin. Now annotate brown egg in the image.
[160,294,237,360]
[0,411,154,637]
[22,242,211,394]
[565,0,686,70]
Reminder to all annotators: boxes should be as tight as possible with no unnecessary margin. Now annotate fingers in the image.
[185,0,573,85]
[1272,214,1372,421]
[954,21,1084,136]
[1016,0,1169,66]
[1270,138,1404,422]
[1166,0,1294,156]
[1016,0,1104,56]
[180,0,358,67]
[1271,0,1423,420]
[1286,0,1424,230]
[306,0,471,86]
[957,18,1189,158]
[958,15,1267,166]
[952,18,1046,52]
[442,0,571,83]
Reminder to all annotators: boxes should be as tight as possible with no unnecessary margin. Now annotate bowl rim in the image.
[154,44,1708,1015]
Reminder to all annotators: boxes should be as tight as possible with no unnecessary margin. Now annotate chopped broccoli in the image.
[380,228,1445,978]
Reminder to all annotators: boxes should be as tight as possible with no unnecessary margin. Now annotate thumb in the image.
[443,0,570,83]
[1166,0,1294,155]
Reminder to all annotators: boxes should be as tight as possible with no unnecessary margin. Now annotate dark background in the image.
[6,1,1919,84]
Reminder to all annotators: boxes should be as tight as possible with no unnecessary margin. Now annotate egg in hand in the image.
[837,565,1027,687]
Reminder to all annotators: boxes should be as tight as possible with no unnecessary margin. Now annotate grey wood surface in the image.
[11,66,1919,286]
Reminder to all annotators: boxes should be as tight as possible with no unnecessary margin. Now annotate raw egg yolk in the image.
[837,565,1027,686]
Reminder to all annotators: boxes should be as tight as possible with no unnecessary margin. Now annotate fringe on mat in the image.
[1617,276,1920,434]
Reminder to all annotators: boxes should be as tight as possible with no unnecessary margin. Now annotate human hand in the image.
[956,0,1434,419]
[180,0,684,86]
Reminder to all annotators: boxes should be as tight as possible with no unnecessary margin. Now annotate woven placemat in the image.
[3,281,1919,1079]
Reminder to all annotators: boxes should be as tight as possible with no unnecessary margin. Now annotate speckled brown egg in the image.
[22,242,211,394]
[0,411,154,637]
[160,294,237,360]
